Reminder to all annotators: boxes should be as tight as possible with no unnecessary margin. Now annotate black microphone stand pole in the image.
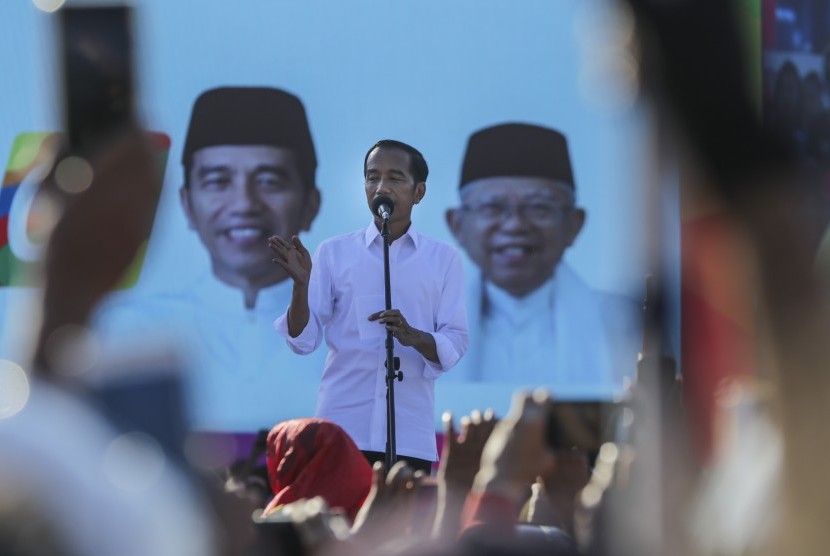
[381,214,403,470]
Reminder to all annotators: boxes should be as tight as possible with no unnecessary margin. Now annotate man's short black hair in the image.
[363,139,429,184]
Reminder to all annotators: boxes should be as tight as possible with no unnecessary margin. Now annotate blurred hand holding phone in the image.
[34,5,162,309]
[24,7,193,499]
[33,6,166,392]
[546,401,627,453]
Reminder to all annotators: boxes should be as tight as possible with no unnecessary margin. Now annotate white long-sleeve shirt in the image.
[274,222,468,460]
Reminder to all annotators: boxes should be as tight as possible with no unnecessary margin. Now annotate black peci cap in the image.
[182,87,317,186]
[460,123,574,189]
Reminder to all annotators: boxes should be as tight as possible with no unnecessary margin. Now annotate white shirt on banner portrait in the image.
[93,273,325,432]
[447,262,640,398]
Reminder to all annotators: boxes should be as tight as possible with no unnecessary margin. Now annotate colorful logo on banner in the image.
[0,131,170,288]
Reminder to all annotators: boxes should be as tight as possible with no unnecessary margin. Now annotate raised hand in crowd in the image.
[350,461,424,550]
[472,390,556,505]
[432,409,496,540]
[524,451,590,536]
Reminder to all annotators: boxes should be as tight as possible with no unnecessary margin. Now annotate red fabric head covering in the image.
[261,418,372,522]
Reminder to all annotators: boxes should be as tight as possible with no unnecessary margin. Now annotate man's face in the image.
[446,176,584,298]
[181,145,319,287]
[364,147,425,225]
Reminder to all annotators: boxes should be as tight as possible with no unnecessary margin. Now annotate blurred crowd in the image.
[765,49,830,167]
[4,0,830,555]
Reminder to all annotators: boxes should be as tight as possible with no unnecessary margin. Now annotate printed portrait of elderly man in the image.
[445,123,640,395]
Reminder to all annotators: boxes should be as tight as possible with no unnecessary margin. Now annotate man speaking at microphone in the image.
[269,140,468,474]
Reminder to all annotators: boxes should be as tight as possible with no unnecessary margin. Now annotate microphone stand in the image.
[381,213,403,470]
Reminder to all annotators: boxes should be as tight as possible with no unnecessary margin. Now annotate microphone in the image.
[371,195,394,220]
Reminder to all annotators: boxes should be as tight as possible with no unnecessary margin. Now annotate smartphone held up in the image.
[60,5,136,151]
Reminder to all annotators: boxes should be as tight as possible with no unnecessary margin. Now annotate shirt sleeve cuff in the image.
[422,332,461,377]
[273,310,321,354]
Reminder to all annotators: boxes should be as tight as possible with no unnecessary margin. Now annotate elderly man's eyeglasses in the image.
[460,201,572,225]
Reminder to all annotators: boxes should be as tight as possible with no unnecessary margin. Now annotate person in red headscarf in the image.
[261,418,373,523]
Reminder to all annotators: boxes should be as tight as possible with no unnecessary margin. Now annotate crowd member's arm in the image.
[33,131,161,378]
[432,409,496,540]
[525,451,590,537]
[461,390,556,537]
[350,461,424,549]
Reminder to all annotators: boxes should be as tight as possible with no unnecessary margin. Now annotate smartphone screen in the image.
[60,6,135,150]
[546,401,626,452]
[90,367,189,465]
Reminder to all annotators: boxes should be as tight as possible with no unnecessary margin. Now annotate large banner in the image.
[0,0,662,432]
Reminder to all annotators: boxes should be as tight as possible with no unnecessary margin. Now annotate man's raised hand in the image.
[269,234,311,286]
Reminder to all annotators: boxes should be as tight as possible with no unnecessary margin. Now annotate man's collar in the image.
[194,272,293,312]
[484,274,556,313]
[479,269,559,320]
[363,220,420,248]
